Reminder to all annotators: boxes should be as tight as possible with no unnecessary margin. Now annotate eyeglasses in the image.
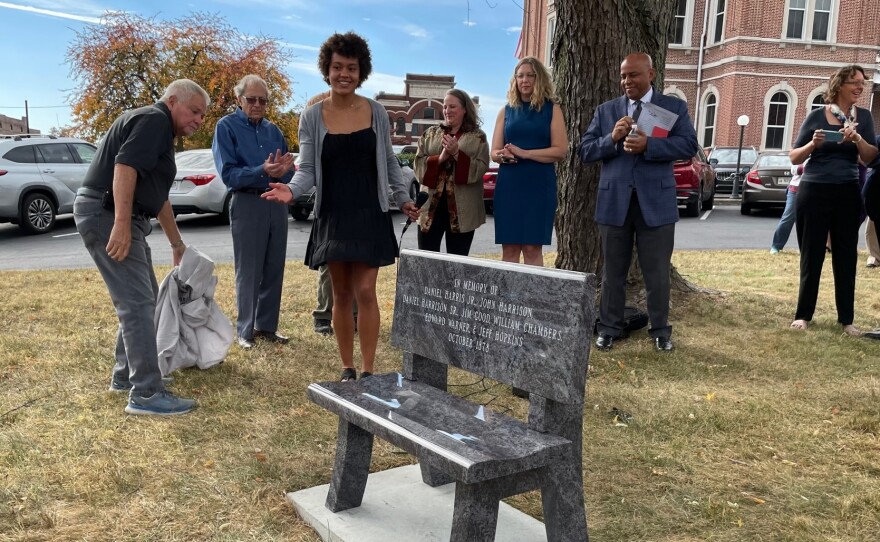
[843,80,867,87]
[515,72,537,80]
[243,96,268,105]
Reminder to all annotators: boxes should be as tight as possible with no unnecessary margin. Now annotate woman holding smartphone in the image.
[413,89,490,256]
[491,56,568,266]
[788,65,877,334]
[263,32,418,382]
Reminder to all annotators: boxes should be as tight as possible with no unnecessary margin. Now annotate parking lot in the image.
[0,199,870,271]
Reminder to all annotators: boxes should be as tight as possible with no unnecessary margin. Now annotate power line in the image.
[0,105,70,109]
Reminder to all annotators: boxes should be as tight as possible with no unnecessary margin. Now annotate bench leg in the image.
[450,481,500,542]
[325,419,374,513]
[418,461,455,487]
[540,462,589,542]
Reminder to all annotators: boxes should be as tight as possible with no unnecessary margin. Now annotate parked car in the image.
[170,149,230,222]
[290,155,419,221]
[0,134,97,234]
[740,151,792,215]
[707,145,759,194]
[483,160,499,214]
[675,148,716,217]
[171,149,304,223]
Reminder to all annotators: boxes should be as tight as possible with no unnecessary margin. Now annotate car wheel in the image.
[20,192,57,234]
[684,185,702,217]
[740,202,752,215]
[704,183,715,210]
[290,206,311,221]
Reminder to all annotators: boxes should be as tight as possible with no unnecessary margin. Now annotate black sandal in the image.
[340,368,357,382]
[360,371,373,380]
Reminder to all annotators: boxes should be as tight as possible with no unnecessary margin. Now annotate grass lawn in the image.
[1,249,879,541]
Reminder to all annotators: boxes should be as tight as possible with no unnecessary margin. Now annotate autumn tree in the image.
[552,1,688,287]
[65,12,295,149]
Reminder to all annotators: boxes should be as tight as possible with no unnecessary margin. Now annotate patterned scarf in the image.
[829,103,857,128]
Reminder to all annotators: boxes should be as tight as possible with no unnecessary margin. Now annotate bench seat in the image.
[308,372,573,485]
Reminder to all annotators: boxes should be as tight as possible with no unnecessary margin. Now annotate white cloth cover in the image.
[155,246,234,375]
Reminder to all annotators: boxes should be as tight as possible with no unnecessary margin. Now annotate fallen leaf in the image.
[254,452,267,463]
[743,495,765,505]
[705,392,716,402]
[203,459,215,469]
[651,468,667,476]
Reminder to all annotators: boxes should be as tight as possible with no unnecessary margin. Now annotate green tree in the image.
[65,12,295,149]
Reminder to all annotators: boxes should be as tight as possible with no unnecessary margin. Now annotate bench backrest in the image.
[391,250,596,404]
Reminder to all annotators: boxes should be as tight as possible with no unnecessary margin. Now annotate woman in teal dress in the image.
[491,56,568,266]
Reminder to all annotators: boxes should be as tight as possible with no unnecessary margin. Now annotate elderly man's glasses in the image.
[244,96,268,105]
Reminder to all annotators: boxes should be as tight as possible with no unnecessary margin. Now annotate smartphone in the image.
[822,129,844,142]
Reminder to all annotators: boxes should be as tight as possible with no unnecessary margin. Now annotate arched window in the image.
[395,118,406,136]
[423,107,435,119]
[702,94,717,148]
[765,92,789,149]
[811,94,825,110]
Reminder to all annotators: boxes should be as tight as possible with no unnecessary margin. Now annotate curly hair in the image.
[824,65,866,105]
[506,56,555,111]
[317,32,372,88]
[440,89,481,133]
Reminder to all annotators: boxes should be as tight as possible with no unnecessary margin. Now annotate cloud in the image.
[403,24,428,39]
[279,41,320,52]
[462,20,477,27]
[361,71,405,96]
[505,26,522,33]
[0,1,104,23]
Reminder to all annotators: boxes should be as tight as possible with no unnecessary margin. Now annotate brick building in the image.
[375,74,479,146]
[520,0,880,150]
[0,113,38,136]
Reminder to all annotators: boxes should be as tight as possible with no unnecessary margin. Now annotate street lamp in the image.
[731,115,750,198]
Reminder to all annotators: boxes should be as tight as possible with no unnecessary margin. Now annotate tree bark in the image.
[553,0,697,295]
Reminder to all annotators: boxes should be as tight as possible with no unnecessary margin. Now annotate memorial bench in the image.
[306,249,596,541]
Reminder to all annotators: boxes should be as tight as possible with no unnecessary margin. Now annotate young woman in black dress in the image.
[263,32,419,381]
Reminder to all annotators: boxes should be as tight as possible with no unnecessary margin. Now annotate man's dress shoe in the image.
[596,334,615,350]
[654,336,674,351]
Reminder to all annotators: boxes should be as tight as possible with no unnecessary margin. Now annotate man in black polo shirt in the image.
[74,78,209,416]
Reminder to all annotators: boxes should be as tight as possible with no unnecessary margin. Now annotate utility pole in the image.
[24,100,30,134]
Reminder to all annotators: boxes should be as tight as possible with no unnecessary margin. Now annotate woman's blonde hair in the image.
[506,56,555,111]
[824,65,866,105]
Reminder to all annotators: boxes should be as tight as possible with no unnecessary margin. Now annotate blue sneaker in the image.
[109,380,133,393]
[124,391,197,416]
[109,375,174,393]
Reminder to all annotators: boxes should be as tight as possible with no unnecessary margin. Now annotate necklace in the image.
[325,97,361,111]
[829,103,857,128]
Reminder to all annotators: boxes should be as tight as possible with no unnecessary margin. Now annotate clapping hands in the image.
[263,149,295,178]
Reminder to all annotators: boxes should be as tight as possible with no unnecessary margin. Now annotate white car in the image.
[0,135,97,234]
[169,149,230,222]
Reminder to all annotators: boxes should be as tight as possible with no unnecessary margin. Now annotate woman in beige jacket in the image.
[414,89,490,255]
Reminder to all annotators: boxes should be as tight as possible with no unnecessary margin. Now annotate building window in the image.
[712,0,726,43]
[702,93,717,148]
[396,118,405,136]
[423,107,435,120]
[412,123,421,137]
[546,16,557,67]
[765,92,789,149]
[785,0,834,41]
[811,94,825,110]
[812,0,831,40]
[670,0,687,45]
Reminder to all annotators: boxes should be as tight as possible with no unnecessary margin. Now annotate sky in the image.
[0,0,525,137]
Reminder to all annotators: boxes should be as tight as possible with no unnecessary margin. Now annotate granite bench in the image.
[306,249,596,541]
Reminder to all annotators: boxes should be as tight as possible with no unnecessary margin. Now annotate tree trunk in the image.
[553,0,696,295]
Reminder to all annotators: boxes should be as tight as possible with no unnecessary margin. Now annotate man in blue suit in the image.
[579,53,699,351]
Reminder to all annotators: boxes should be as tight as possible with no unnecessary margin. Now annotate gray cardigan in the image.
[289,98,411,217]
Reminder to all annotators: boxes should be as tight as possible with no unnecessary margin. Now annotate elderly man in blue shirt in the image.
[213,74,296,349]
